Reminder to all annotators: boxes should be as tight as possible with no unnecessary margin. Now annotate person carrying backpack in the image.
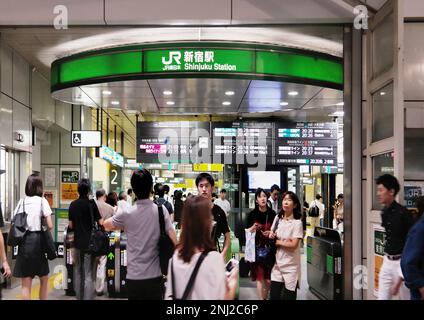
[309,195,324,234]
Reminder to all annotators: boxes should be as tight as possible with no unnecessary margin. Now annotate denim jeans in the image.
[73,248,97,300]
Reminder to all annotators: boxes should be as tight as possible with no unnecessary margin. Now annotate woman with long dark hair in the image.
[165,196,238,300]
[13,174,53,300]
[246,188,276,300]
[269,191,303,300]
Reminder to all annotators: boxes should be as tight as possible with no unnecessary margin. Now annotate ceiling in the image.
[56,78,343,117]
[1,25,345,159]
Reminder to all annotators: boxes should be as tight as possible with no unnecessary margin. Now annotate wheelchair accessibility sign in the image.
[71,131,101,147]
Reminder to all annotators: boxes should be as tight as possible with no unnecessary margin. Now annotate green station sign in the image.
[51,43,343,92]
[144,49,255,73]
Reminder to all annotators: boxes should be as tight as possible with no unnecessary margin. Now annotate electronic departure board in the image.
[274,122,338,165]
[136,121,338,166]
[211,122,273,165]
[136,122,211,164]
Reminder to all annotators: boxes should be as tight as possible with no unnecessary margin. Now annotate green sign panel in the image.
[51,43,344,92]
[144,49,255,73]
[374,229,386,255]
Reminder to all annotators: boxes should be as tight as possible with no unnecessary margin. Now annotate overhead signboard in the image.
[211,121,273,165]
[71,131,101,147]
[99,145,124,168]
[144,49,255,73]
[137,121,210,164]
[136,121,338,167]
[51,43,343,95]
[275,122,338,165]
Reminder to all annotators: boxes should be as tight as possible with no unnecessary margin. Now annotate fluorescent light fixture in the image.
[329,111,344,117]
[222,101,231,106]
[225,91,235,96]
[111,101,120,105]
[336,102,344,106]
[282,109,294,112]
[380,92,386,96]
[288,91,299,96]
[166,101,175,105]
[102,90,112,95]
[163,90,173,95]
[280,102,289,106]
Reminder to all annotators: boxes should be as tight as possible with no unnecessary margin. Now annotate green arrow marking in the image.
[108,252,115,260]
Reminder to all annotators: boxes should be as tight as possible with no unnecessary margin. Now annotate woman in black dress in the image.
[246,188,276,300]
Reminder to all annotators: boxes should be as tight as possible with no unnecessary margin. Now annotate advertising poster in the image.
[55,209,69,243]
[44,167,56,187]
[373,224,386,297]
[44,190,57,208]
[60,169,79,204]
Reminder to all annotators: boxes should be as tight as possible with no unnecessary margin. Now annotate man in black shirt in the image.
[376,174,414,300]
[154,183,174,222]
[196,173,230,258]
[68,179,103,300]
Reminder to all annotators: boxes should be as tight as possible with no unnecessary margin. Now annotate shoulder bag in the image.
[40,199,57,260]
[88,199,110,257]
[158,204,175,275]
[169,252,208,300]
[7,199,27,247]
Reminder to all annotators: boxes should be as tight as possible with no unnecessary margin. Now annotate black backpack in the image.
[308,204,320,217]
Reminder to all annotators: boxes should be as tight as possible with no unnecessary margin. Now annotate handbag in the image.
[40,199,57,260]
[7,199,28,247]
[255,214,279,266]
[88,200,109,257]
[158,204,175,275]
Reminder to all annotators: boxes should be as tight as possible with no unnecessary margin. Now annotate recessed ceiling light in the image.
[163,90,173,95]
[111,101,120,105]
[329,111,344,117]
[102,90,112,95]
[222,101,231,106]
[336,102,344,106]
[380,92,386,96]
[280,102,289,106]
[225,91,235,96]
[288,91,299,96]
[166,101,175,105]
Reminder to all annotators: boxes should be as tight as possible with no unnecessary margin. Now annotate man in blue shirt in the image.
[401,196,424,300]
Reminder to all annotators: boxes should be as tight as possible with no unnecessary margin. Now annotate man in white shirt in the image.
[214,189,231,217]
[309,195,325,234]
[268,184,281,213]
[94,189,114,296]
[117,191,130,213]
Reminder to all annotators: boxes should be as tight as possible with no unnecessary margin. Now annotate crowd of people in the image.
[0,171,423,301]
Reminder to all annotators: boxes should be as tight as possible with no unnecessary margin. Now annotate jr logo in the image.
[162,51,182,65]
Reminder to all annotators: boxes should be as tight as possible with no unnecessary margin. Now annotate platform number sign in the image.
[109,165,122,192]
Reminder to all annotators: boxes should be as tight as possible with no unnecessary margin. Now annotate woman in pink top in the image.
[269,191,303,300]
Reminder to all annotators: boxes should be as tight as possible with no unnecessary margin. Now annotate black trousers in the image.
[270,281,297,300]
[126,276,164,300]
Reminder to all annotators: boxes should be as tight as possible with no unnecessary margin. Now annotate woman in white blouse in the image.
[269,191,303,300]
[165,195,238,300]
[13,174,53,300]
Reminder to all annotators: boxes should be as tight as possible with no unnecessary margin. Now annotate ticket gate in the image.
[306,227,343,300]
[106,231,127,298]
